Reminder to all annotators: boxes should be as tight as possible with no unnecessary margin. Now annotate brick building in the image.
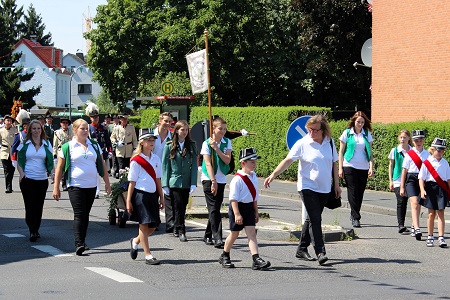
[372,2,450,123]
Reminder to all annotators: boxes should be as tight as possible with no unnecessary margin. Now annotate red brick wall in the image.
[372,2,450,123]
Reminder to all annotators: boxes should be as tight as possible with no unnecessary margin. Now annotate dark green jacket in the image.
[162,141,198,189]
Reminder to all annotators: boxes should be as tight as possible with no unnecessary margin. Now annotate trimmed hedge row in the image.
[137,106,450,192]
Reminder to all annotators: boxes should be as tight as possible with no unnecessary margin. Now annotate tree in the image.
[0,0,40,115]
[18,3,53,46]
[86,0,371,111]
[292,0,372,111]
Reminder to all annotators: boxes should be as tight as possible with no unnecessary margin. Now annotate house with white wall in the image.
[13,38,102,110]
[63,53,102,109]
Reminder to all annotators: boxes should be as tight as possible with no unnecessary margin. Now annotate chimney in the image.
[76,52,85,62]
[30,34,37,44]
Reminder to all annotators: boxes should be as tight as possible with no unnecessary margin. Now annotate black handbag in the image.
[325,140,342,209]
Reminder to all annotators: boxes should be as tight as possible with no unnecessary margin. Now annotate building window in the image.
[78,84,92,94]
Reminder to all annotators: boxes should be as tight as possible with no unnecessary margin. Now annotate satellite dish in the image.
[361,38,372,67]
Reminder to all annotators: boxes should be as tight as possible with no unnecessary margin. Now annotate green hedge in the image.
[190,106,332,180]
[138,106,450,191]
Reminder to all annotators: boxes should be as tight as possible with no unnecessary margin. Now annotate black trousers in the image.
[343,167,368,220]
[164,194,175,232]
[68,187,96,247]
[112,152,119,176]
[394,187,408,227]
[117,157,131,171]
[297,189,327,255]
[2,158,15,191]
[171,188,190,233]
[202,180,225,242]
[20,177,48,234]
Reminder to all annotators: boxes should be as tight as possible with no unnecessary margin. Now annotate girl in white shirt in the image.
[17,120,54,242]
[418,138,449,248]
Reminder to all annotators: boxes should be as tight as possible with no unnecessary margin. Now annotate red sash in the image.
[423,160,450,196]
[235,173,256,202]
[407,149,423,171]
[131,155,157,183]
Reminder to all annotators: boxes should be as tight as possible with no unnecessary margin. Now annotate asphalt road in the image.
[1,175,450,300]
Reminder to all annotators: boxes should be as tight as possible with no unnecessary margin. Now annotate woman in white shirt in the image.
[338,111,374,228]
[264,115,341,266]
[17,120,54,242]
[126,129,164,265]
[53,119,111,255]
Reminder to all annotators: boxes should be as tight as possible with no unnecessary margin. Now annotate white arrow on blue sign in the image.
[285,116,312,150]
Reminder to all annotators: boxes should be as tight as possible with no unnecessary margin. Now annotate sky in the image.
[15,0,107,55]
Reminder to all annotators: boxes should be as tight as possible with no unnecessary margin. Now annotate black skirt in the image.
[130,189,161,228]
[405,173,420,198]
[419,181,449,210]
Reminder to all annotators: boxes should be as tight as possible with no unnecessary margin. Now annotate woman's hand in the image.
[208,139,219,151]
[368,167,374,177]
[105,183,111,196]
[234,213,243,225]
[338,167,344,179]
[264,175,274,188]
[126,200,133,215]
[389,181,394,191]
[53,186,60,202]
[399,187,405,197]
[211,180,218,196]
[420,190,427,199]
[335,185,342,198]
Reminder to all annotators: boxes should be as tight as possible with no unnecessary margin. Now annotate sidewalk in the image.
[184,175,449,242]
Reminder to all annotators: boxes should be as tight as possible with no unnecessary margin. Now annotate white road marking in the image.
[295,125,307,136]
[2,233,25,238]
[32,245,73,257]
[85,267,143,283]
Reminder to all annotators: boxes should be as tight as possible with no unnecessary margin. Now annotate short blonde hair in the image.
[305,114,332,138]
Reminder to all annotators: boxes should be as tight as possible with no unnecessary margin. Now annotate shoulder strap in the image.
[423,160,450,194]
[407,149,423,170]
[235,173,256,201]
[131,155,157,183]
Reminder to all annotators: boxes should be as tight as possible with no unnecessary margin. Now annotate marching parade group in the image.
[0,108,448,269]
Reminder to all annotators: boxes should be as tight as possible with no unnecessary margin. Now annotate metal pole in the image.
[204,28,214,166]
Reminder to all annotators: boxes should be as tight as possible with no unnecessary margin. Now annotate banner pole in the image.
[204,28,214,166]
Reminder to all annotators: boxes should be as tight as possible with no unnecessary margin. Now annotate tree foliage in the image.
[87,0,372,111]
[18,3,53,46]
[0,0,40,115]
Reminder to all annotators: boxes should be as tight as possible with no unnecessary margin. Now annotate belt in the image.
[126,142,133,145]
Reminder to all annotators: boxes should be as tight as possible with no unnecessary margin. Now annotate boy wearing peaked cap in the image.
[219,147,271,270]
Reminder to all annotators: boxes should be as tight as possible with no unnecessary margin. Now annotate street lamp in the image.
[69,64,88,121]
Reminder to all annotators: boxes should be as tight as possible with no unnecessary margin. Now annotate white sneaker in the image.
[439,237,447,248]
[410,225,415,237]
[426,236,434,247]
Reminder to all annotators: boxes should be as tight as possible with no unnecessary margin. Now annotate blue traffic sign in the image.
[286,116,312,150]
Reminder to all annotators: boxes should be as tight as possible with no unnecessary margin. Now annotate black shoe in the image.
[165,227,174,233]
[84,243,89,251]
[5,189,12,193]
[214,241,224,249]
[95,195,100,199]
[415,230,422,241]
[398,226,407,234]
[351,218,361,228]
[76,245,85,256]
[29,233,38,242]
[179,233,188,242]
[62,185,68,192]
[203,237,214,245]
[145,257,160,265]
[219,254,235,268]
[36,232,41,239]
[252,257,271,270]
[114,174,120,179]
[295,250,316,261]
[317,253,328,266]
[130,238,138,260]
[173,232,179,238]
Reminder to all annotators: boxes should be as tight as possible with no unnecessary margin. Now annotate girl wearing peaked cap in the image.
[400,130,429,241]
[126,128,164,265]
[418,138,449,248]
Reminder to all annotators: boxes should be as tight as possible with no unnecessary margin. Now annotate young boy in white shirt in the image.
[219,148,271,270]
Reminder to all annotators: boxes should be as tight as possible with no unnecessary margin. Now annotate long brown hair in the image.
[24,120,46,145]
[347,111,372,132]
[170,120,194,159]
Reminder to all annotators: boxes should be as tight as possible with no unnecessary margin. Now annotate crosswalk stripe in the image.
[85,267,143,283]
[2,233,25,238]
[32,245,73,257]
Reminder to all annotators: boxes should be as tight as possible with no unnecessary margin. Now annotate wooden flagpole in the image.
[204,28,214,166]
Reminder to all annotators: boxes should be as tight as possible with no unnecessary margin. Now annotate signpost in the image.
[285,115,312,224]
